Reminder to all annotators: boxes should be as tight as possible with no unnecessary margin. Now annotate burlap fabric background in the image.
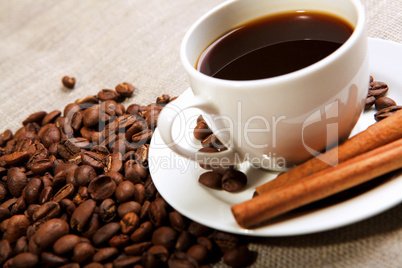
[1,0,402,267]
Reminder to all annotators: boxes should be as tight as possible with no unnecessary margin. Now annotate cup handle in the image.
[157,90,238,165]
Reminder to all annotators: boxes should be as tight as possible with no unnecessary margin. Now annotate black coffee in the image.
[197,11,354,80]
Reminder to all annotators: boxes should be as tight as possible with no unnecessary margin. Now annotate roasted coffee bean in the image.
[368,80,389,98]
[143,245,169,267]
[5,252,39,268]
[42,110,62,126]
[117,114,136,131]
[82,213,100,239]
[58,263,80,268]
[168,251,198,268]
[104,152,123,173]
[97,89,119,102]
[115,82,135,98]
[187,244,208,264]
[23,177,43,205]
[1,151,30,167]
[134,144,149,166]
[72,242,95,264]
[133,183,146,204]
[80,126,97,141]
[130,221,153,243]
[109,233,130,248]
[213,231,239,253]
[62,76,76,89]
[375,96,397,111]
[199,171,223,190]
[223,245,254,268]
[152,226,178,250]
[126,103,140,116]
[0,129,13,147]
[59,198,76,215]
[81,151,105,170]
[107,171,124,185]
[3,215,30,244]
[175,230,192,252]
[41,252,69,267]
[188,221,212,238]
[74,165,97,186]
[113,255,142,268]
[144,108,162,129]
[374,106,402,121]
[0,238,12,265]
[53,234,82,255]
[124,241,152,256]
[120,212,140,234]
[140,200,151,220]
[30,158,53,175]
[222,170,248,192]
[10,196,26,215]
[70,199,96,232]
[57,139,81,160]
[32,201,61,222]
[38,125,61,149]
[99,198,117,222]
[131,129,153,146]
[13,236,28,256]
[54,162,78,178]
[149,198,168,227]
[194,121,213,141]
[93,247,119,263]
[197,236,214,252]
[201,133,225,150]
[23,111,47,126]
[117,201,142,218]
[52,183,75,202]
[28,218,69,254]
[125,121,147,141]
[0,218,10,233]
[124,160,142,184]
[82,105,100,128]
[88,175,116,201]
[0,184,7,203]
[169,211,188,232]
[156,94,170,106]
[115,181,135,203]
[39,185,53,205]
[92,222,121,247]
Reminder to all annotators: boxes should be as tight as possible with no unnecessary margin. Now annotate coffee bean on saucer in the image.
[194,121,213,141]
[374,106,402,121]
[375,96,397,111]
[198,171,222,190]
[365,95,376,110]
[222,170,248,192]
[368,80,389,98]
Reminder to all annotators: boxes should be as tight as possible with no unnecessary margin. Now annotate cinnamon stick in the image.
[256,109,402,195]
[232,138,402,229]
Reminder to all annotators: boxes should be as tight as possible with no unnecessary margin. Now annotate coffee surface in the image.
[197,11,354,80]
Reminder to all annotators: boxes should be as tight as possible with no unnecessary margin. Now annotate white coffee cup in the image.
[158,0,369,171]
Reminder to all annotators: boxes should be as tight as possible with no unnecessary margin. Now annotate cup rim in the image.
[180,0,366,88]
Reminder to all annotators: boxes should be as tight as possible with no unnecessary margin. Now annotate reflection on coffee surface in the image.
[197,10,354,80]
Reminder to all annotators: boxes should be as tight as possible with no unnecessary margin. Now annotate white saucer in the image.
[149,38,402,236]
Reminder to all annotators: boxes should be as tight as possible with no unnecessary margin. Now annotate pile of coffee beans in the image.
[0,80,255,267]
[365,76,401,121]
[193,117,248,193]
